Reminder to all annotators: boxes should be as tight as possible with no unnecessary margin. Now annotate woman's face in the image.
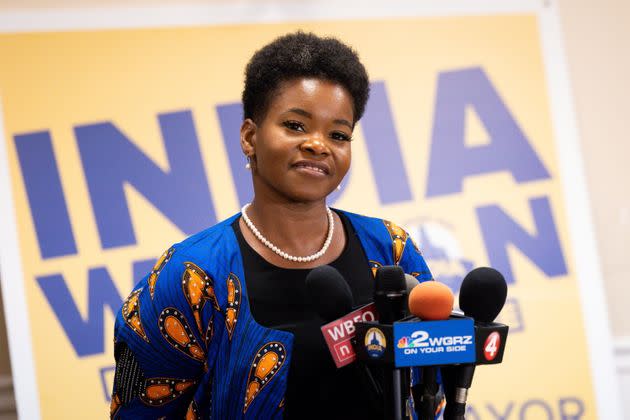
[242,77,354,204]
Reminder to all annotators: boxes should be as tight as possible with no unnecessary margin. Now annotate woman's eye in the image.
[283,120,305,132]
[331,131,352,142]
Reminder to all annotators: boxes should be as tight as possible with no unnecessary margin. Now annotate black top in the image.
[232,211,381,419]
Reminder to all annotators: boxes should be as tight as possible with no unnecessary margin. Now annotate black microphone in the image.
[305,264,354,321]
[305,265,384,416]
[373,265,409,420]
[404,273,419,315]
[443,267,508,420]
[374,265,407,323]
[459,267,507,323]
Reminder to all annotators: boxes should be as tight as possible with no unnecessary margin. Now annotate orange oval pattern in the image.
[158,308,205,362]
[122,288,149,342]
[384,220,408,264]
[110,393,121,417]
[186,400,199,420]
[255,352,279,380]
[243,342,286,413]
[146,384,171,400]
[148,247,175,299]
[164,315,189,346]
[369,260,383,278]
[182,262,220,333]
[140,377,197,406]
[245,382,260,407]
[225,273,241,340]
[175,381,194,392]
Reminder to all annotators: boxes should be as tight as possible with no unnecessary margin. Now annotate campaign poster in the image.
[0,5,620,419]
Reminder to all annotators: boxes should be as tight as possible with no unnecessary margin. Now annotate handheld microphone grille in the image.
[408,281,454,320]
[305,265,353,322]
[459,267,507,323]
[374,265,407,324]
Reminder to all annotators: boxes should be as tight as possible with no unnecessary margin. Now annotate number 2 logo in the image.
[410,330,429,347]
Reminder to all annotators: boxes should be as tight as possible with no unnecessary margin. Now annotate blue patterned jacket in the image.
[111,210,433,419]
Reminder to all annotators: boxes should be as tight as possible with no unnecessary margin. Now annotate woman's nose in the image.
[300,134,330,155]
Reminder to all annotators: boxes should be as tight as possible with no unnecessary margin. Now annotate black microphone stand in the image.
[441,364,475,420]
[415,366,439,420]
[373,266,409,420]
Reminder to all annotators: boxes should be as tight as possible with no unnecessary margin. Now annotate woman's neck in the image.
[238,194,347,269]
[245,198,330,253]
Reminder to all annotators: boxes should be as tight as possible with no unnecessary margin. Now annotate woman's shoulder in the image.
[335,208,429,276]
[335,208,409,239]
[172,212,241,258]
[334,208,383,227]
[145,213,242,293]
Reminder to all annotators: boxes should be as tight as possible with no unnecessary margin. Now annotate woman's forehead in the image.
[266,77,355,119]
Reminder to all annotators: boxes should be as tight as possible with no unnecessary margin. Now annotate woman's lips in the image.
[292,161,330,176]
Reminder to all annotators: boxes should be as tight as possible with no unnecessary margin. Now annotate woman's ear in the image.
[240,118,257,157]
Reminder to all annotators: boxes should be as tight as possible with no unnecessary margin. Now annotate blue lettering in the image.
[216,103,252,207]
[14,131,77,259]
[75,110,216,249]
[100,366,115,402]
[465,404,481,420]
[37,258,156,356]
[477,196,568,284]
[487,401,515,420]
[37,267,124,357]
[132,258,156,291]
[558,397,585,420]
[426,67,550,197]
[519,399,553,419]
[361,81,412,204]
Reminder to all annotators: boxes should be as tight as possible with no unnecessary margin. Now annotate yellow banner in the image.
[0,15,594,419]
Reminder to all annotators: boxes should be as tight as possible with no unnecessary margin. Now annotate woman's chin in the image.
[283,187,335,204]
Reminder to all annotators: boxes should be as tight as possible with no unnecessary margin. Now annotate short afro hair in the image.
[242,31,370,125]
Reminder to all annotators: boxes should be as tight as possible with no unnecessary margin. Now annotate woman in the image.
[111,31,433,419]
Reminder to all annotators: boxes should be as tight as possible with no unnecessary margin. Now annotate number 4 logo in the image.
[483,332,501,361]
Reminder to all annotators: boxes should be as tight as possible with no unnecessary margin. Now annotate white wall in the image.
[556,0,630,416]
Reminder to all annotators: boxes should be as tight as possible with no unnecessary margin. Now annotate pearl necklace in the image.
[241,203,334,263]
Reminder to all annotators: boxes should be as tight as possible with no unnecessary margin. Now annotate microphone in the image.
[407,281,455,420]
[305,265,384,416]
[443,267,508,420]
[305,264,354,322]
[403,274,419,317]
[374,265,407,324]
[408,280,454,321]
[459,267,507,323]
[353,273,477,419]
[404,274,418,294]
[373,266,409,420]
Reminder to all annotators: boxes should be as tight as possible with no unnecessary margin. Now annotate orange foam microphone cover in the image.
[408,281,454,320]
